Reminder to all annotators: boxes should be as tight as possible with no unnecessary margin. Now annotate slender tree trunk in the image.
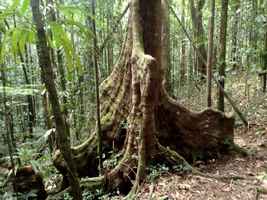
[263,28,267,93]
[217,0,229,112]
[189,0,207,75]
[251,0,258,63]
[207,0,215,107]
[30,0,82,199]
[1,63,17,194]
[48,0,68,117]
[18,49,35,136]
[107,1,114,74]
[91,0,103,174]
[231,0,240,70]
[162,0,172,93]
[180,0,186,84]
[12,16,35,136]
[77,74,84,138]
[42,91,52,129]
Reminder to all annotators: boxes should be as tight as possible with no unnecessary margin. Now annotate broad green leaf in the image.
[10,0,20,11]
[20,0,30,15]
[18,30,27,54]
[11,28,20,55]
[58,4,87,19]
[26,29,36,44]
[63,19,93,40]
[50,22,75,74]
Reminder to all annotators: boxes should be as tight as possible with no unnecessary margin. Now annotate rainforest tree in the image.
[52,0,235,196]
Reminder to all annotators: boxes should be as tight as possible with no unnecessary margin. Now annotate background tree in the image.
[189,0,207,75]
[206,0,215,107]
[30,0,82,198]
[0,0,266,199]
[217,0,229,112]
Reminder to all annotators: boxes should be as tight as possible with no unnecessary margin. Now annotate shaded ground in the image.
[94,73,267,200]
[135,73,267,200]
[1,73,266,200]
[136,124,267,200]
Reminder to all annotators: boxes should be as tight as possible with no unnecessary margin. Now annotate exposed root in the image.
[125,184,140,200]
[49,1,241,198]
[157,142,255,183]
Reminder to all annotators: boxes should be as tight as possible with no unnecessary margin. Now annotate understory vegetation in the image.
[0,0,266,199]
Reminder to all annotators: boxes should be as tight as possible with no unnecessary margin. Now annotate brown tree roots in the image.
[51,3,239,198]
[52,90,238,197]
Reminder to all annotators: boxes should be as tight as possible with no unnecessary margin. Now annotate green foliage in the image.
[82,188,105,200]
[1,26,36,60]
[148,162,192,183]
[172,163,192,173]
[17,147,35,165]
[64,192,73,200]
[147,164,170,183]
[257,171,267,181]
[49,21,82,79]
[16,137,57,180]
[103,151,121,169]
[20,0,30,15]
[0,85,39,96]
[1,191,38,200]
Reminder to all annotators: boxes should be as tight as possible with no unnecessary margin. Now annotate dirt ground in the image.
[137,120,267,200]
[98,122,267,200]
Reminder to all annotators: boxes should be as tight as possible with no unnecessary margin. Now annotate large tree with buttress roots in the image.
[53,0,235,197]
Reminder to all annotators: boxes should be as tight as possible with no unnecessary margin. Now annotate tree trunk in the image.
[251,0,258,64]
[1,63,16,170]
[30,0,82,199]
[52,0,235,196]
[19,50,35,136]
[217,0,229,112]
[263,28,267,93]
[162,0,172,93]
[189,0,207,75]
[207,0,215,107]
[48,0,69,117]
[13,15,35,136]
[107,0,114,74]
[91,0,103,174]
[180,0,186,84]
[231,0,240,70]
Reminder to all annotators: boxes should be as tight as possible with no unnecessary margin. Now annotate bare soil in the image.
[135,74,267,200]
[136,119,267,200]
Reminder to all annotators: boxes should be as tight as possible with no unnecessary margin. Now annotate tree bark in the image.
[91,0,103,174]
[180,0,186,84]
[217,0,229,112]
[263,28,267,93]
[189,0,207,75]
[207,0,215,107]
[48,0,68,117]
[12,16,36,136]
[30,0,82,199]
[107,0,114,74]
[52,0,235,197]
[162,0,172,93]
[231,0,240,70]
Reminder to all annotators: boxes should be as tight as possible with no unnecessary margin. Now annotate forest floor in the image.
[134,73,267,200]
[136,124,267,200]
[1,73,266,200]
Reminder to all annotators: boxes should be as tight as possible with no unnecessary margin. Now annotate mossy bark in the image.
[30,0,82,199]
[52,0,235,196]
